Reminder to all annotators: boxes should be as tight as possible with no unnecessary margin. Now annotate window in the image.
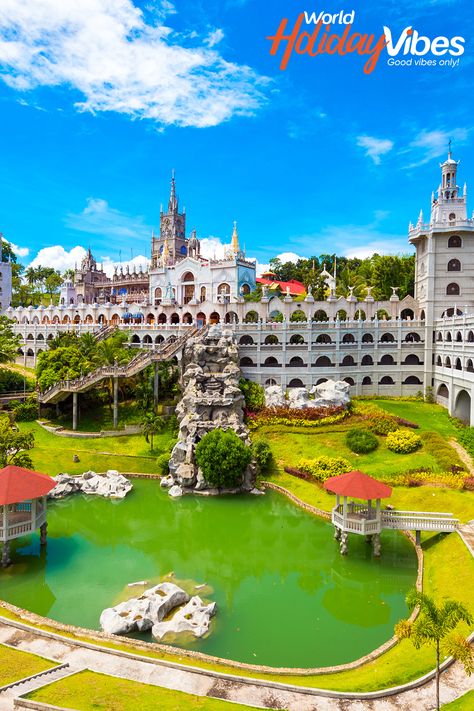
[446,283,460,296]
[449,212,456,221]
[448,259,461,271]
[448,235,462,248]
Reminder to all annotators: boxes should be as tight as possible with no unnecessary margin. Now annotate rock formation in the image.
[166,325,255,494]
[100,582,216,641]
[49,470,132,499]
[264,379,351,410]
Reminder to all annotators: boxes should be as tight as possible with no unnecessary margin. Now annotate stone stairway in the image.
[0,662,80,709]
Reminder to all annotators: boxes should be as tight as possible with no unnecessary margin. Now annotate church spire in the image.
[231,220,240,254]
[168,169,178,213]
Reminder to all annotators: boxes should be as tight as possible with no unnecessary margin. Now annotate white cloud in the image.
[27,245,87,272]
[205,28,225,48]
[65,197,151,247]
[199,236,230,260]
[0,0,267,129]
[98,254,149,277]
[356,135,394,165]
[10,242,30,258]
[405,127,470,167]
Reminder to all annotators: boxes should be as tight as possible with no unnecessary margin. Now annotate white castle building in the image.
[4,152,474,423]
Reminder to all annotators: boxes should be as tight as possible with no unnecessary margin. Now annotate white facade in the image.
[0,262,12,312]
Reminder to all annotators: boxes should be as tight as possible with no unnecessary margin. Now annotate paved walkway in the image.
[0,662,80,710]
[0,619,473,710]
[459,521,474,555]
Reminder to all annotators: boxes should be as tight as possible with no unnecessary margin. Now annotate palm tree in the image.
[395,590,473,710]
[141,412,165,452]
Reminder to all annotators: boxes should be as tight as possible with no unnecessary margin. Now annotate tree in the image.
[0,414,34,468]
[141,412,165,451]
[395,590,473,711]
[0,316,21,363]
[195,429,252,488]
[44,271,63,298]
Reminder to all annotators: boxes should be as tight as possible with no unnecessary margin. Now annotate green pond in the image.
[0,480,417,668]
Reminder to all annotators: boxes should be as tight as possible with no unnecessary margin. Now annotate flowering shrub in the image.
[385,469,466,490]
[395,417,419,429]
[297,456,351,482]
[386,429,422,454]
[246,405,349,429]
[421,432,465,472]
[364,414,399,435]
[345,428,379,454]
[463,477,474,491]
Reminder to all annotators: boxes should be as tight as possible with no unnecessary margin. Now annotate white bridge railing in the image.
[332,507,459,535]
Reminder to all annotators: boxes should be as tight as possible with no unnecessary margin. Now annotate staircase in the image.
[39,329,198,404]
[93,324,118,342]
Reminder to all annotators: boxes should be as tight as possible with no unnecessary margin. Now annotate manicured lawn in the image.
[0,643,54,686]
[443,690,474,709]
[18,421,175,476]
[371,399,460,437]
[26,669,253,710]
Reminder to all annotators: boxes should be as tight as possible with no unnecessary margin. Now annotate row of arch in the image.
[436,355,474,372]
[239,354,423,367]
[436,330,474,343]
[239,331,423,346]
[16,311,240,327]
[272,376,422,388]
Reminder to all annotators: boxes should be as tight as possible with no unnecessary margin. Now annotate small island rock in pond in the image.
[49,470,132,499]
[152,596,217,640]
[100,582,216,640]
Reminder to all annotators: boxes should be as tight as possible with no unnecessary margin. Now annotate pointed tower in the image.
[231,221,240,255]
[151,171,187,268]
[409,147,474,326]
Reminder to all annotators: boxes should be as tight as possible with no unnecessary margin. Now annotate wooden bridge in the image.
[38,329,198,429]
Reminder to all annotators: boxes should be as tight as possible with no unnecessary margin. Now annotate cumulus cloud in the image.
[356,135,394,165]
[6,241,30,258]
[0,0,267,128]
[99,254,149,277]
[27,245,87,272]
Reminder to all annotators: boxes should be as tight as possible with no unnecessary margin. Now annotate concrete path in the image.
[1,619,473,710]
[0,661,79,710]
[459,521,474,556]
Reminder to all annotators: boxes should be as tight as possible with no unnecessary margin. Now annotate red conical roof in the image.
[0,465,55,506]
[323,470,392,499]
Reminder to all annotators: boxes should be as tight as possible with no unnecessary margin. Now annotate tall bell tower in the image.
[409,148,474,323]
[151,172,187,267]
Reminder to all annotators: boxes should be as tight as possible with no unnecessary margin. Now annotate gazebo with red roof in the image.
[323,470,392,556]
[0,465,55,567]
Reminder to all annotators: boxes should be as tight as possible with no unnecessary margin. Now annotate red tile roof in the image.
[0,465,55,506]
[323,470,392,499]
[256,278,306,296]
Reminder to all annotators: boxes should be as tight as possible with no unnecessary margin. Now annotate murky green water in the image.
[0,480,417,667]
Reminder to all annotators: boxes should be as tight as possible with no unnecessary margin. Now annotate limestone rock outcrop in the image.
[310,379,351,408]
[100,582,189,635]
[100,582,216,641]
[264,379,351,410]
[168,325,255,493]
[152,596,217,640]
[49,470,132,499]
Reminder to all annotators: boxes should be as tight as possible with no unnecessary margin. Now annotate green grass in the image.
[368,399,460,437]
[47,401,146,433]
[26,669,254,710]
[0,643,54,686]
[19,421,175,476]
[443,690,474,709]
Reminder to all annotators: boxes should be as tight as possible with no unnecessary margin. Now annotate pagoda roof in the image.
[256,277,306,295]
[0,465,55,506]
[323,470,392,500]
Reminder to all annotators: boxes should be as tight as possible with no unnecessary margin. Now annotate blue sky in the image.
[0,0,473,273]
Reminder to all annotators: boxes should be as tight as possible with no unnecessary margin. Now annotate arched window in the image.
[180,245,187,255]
[263,356,279,367]
[315,333,331,344]
[244,310,259,323]
[362,333,373,343]
[448,259,461,272]
[154,287,162,305]
[403,376,423,385]
[289,356,305,367]
[316,378,328,385]
[313,310,328,322]
[241,283,251,295]
[437,384,449,398]
[405,332,421,343]
[379,376,395,385]
[403,354,421,366]
[437,332,443,341]
[447,283,460,295]
[289,334,305,344]
[209,311,220,324]
[380,333,395,343]
[361,355,373,366]
[344,377,355,386]
[456,331,463,342]
[362,376,372,385]
[341,355,356,367]
[445,356,452,368]
[182,271,194,282]
[448,235,462,248]
[288,378,304,388]
[264,334,279,345]
[455,358,462,370]
[290,309,307,322]
[315,356,332,367]
[200,286,206,302]
[170,313,180,324]
[467,359,474,373]
[468,331,474,343]
[446,332,452,342]
[379,354,395,365]
[342,333,355,343]
[239,335,254,345]
[265,378,277,386]
[240,357,255,367]
[436,356,442,366]
[217,283,230,298]
[400,308,414,320]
